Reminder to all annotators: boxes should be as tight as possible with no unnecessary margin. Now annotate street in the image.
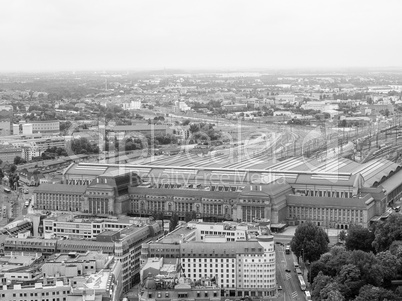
[0,184,35,226]
[275,243,308,301]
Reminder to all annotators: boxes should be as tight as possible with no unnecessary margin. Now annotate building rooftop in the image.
[63,155,402,191]
[34,183,87,194]
[48,251,110,264]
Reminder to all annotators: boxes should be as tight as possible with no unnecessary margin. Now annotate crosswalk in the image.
[291,291,298,299]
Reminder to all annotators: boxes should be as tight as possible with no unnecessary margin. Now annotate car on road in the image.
[285,268,291,273]
[277,285,282,290]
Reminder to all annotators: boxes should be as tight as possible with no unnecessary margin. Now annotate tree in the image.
[312,272,333,301]
[0,159,3,166]
[373,214,402,253]
[290,222,329,263]
[376,251,400,287]
[189,123,200,134]
[348,250,383,287]
[184,211,197,222]
[9,164,17,174]
[345,225,375,252]
[70,137,99,155]
[389,240,402,255]
[354,285,402,301]
[319,282,345,301]
[182,119,191,126]
[152,211,164,221]
[339,230,347,242]
[337,264,364,299]
[14,156,26,165]
[169,213,179,232]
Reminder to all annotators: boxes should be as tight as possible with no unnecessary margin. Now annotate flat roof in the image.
[34,184,87,194]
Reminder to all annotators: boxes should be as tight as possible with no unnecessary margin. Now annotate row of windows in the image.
[294,189,353,198]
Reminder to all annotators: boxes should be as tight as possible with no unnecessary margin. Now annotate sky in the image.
[1,0,402,72]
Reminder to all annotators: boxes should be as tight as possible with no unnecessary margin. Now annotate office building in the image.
[140,221,276,298]
[30,120,60,134]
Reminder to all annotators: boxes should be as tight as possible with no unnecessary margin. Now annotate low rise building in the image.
[0,146,22,163]
[30,120,60,134]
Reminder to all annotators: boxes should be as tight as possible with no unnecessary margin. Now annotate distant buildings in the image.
[0,146,22,163]
[360,104,394,116]
[222,103,247,112]
[0,105,13,136]
[301,101,339,112]
[175,101,191,112]
[108,124,173,138]
[121,99,142,110]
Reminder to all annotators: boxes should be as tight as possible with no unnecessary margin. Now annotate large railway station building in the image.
[33,156,402,229]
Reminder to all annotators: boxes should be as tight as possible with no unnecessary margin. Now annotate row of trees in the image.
[293,215,402,301]
[70,137,100,155]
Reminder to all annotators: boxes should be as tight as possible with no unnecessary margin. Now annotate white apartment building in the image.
[186,221,252,241]
[301,101,339,112]
[0,281,71,301]
[180,236,276,298]
[121,100,142,110]
[43,215,136,240]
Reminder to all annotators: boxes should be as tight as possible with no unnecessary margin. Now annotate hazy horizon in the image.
[1,0,402,72]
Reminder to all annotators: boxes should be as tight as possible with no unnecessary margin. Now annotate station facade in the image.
[34,156,402,229]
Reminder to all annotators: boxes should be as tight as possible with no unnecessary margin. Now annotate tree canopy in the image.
[290,222,329,263]
[345,225,375,252]
[373,214,402,253]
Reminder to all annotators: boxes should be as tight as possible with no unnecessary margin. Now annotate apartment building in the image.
[141,221,276,298]
[42,215,141,240]
[30,120,60,134]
